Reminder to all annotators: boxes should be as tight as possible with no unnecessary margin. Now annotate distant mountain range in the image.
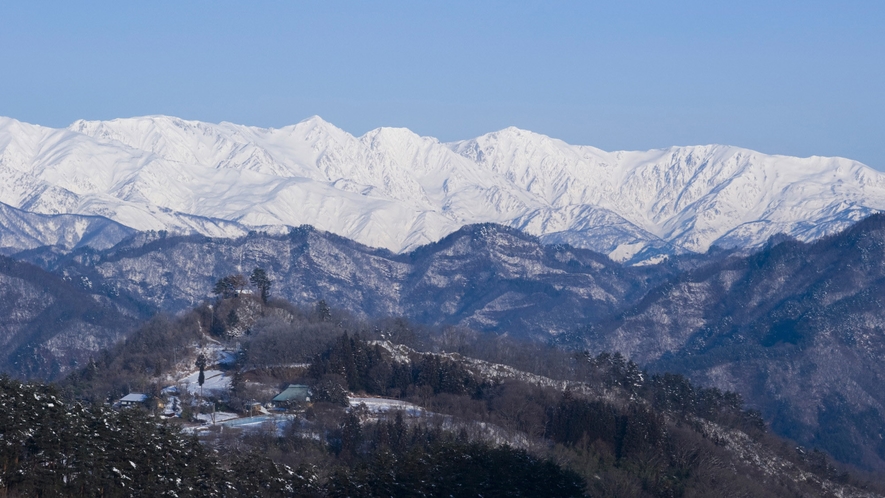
[10,216,885,470]
[0,202,134,254]
[2,115,883,263]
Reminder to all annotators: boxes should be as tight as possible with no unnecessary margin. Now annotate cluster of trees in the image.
[213,268,272,303]
[307,332,484,401]
[64,312,207,403]
[294,333,868,497]
[326,419,585,497]
[62,294,348,405]
[305,333,764,435]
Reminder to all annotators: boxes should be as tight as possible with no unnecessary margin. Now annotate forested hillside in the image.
[580,214,885,470]
[3,375,586,497]
[60,295,883,497]
[0,255,150,379]
[18,224,675,338]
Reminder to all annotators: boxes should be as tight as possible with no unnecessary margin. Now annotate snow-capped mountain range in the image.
[1,114,883,262]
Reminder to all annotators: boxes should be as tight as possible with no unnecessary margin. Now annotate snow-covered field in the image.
[348,396,424,417]
[195,411,239,424]
[179,369,231,395]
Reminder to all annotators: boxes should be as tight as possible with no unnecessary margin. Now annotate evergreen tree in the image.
[196,353,207,388]
[213,274,248,299]
[316,299,332,322]
[340,410,363,460]
[196,353,207,418]
[249,267,272,304]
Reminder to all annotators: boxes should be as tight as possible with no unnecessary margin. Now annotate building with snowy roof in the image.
[272,384,310,408]
[119,393,149,407]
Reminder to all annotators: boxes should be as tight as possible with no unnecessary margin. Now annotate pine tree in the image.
[316,299,332,322]
[196,353,207,419]
[340,410,363,460]
[249,267,272,304]
[213,274,248,299]
[196,353,207,388]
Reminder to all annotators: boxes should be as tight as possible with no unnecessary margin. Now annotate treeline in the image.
[306,333,764,435]
[307,332,485,402]
[326,418,585,497]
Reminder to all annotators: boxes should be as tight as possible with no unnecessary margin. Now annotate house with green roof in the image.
[272,384,310,408]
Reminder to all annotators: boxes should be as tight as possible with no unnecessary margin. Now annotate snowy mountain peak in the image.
[1,114,883,262]
[362,126,431,145]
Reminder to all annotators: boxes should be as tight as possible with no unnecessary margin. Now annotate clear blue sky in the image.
[1,1,883,168]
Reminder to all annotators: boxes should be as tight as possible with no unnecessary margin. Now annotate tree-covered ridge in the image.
[262,327,875,495]
[326,421,585,497]
[307,333,764,433]
[578,213,885,470]
[300,333,875,497]
[0,255,149,380]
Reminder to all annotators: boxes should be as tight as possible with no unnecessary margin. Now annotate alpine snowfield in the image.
[1,115,883,262]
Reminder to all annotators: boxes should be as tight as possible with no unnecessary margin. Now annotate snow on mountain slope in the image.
[0,202,135,254]
[1,114,883,262]
[452,129,885,254]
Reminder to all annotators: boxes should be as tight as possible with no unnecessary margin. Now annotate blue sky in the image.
[1,1,883,168]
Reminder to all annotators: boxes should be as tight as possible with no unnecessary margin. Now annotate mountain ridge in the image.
[0,201,135,254]
[1,114,882,262]
[22,222,669,338]
[575,213,885,469]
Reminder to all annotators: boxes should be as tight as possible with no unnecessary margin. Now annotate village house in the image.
[272,384,310,409]
[118,393,149,407]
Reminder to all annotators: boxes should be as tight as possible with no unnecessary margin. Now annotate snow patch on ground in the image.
[179,369,231,395]
[348,396,424,417]
[195,411,239,424]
